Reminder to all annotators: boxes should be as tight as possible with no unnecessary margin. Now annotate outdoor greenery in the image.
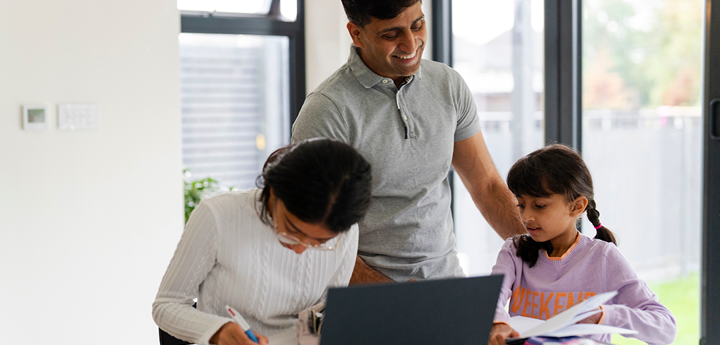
[583,0,703,110]
[612,273,700,345]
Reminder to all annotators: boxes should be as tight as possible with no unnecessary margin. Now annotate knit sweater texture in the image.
[152,190,358,345]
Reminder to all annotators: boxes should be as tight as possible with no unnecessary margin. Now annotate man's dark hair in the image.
[341,0,421,28]
[256,138,373,234]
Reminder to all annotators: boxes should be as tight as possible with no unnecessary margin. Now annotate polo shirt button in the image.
[382,79,389,84]
[403,115,408,121]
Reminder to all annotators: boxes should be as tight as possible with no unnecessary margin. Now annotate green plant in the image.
[183,168,231,223]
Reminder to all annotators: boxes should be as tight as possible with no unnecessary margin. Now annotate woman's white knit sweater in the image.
[152,189,358,345]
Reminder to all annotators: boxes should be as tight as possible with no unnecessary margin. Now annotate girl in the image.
[488,144,677,345]
[153,138,372,345]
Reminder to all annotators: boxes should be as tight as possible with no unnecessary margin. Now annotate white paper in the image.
[545,324,638,337]
[511,291,636,338]
[569,309,604,325]
[508,316,544,335]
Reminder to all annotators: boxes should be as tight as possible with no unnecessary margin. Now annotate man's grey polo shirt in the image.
[292,46,481,281]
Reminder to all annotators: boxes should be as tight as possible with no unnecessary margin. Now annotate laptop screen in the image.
[319,275,504,345]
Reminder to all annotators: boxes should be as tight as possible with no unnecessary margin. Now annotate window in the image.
[180,34,289,189]
[179,0,298,21]
[449,0,545,277]
[178,0,273,15]
[437,0,713,342]
[581,1,703,343]
[178,0,304,190]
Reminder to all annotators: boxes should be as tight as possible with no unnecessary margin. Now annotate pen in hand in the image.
[225,305,259,344]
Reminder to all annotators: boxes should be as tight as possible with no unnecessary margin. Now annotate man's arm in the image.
[451,131,526,239]
[349,255,394,284]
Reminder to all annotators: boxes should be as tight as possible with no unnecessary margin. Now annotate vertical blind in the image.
[180,34,289,190]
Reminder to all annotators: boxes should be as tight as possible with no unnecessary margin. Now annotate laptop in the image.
[319,275,504,345]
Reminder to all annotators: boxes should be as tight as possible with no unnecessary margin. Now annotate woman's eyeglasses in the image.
[276,231,342,251]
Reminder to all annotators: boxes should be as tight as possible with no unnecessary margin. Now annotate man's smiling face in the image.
[347,1,426,85]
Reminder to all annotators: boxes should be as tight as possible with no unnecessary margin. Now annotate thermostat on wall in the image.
[23,104,48,131]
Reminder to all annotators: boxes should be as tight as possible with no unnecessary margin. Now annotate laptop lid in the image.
[319,275,504,345]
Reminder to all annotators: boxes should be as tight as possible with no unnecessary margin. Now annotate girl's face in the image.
[270,192,338,254]
[516,193,587,251]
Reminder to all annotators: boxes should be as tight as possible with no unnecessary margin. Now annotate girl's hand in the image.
[488,323,519,345]
[576,307,603,324]
[210,322,269,345]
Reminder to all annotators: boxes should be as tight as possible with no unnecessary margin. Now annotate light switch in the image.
[58,103,98,130]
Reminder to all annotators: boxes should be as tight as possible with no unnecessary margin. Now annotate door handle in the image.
[712,98,720,140]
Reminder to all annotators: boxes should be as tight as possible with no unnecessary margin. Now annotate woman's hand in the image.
[576,307,603,324]
[210,322,269,345]
[488,323,519,345]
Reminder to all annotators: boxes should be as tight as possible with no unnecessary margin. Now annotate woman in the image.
[153,138,372,345]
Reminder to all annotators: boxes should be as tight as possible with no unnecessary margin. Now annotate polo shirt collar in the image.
[348,45,423,89]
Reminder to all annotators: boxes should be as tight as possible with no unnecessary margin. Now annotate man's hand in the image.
[349,255,394,284]
[210,322,269,345]
[488,323,519,345]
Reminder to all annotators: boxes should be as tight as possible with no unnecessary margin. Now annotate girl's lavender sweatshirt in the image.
[491,233,677,345]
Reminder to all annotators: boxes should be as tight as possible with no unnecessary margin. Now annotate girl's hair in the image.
[506,144,616,267]
[256,138,372,234]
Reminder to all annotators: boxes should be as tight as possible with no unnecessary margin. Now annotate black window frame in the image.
[544,0,582,151]
[431,0,455,214]
[180,0,306,126]
[701,1,720,343]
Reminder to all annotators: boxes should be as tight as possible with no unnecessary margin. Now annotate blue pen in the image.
[225,305,259,343]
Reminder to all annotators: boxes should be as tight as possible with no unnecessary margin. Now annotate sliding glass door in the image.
[440,0,719,342]
[581,1,704,343]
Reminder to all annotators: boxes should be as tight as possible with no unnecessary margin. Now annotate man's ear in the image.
[347,22,364,49]
[570,196,588,217]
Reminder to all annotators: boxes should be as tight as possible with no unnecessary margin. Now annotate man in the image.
[292,0,525,283]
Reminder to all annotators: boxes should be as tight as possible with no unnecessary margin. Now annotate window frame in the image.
[543,0,582,151]
[430,0,455,215]
[702,0,720,343]
[431,0,453,66]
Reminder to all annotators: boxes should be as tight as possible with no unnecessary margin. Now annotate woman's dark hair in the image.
[341,0,421,28]
[256,138,372,234]
[507,144,616,267]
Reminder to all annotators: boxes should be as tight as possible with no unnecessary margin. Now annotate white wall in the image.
[0,1,183,344]
[305,0,352,92]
